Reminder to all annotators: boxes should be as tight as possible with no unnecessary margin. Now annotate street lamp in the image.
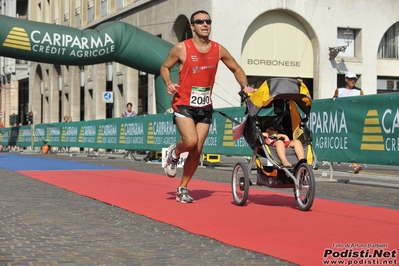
[57,76,63,91]
[329,27,354,59]
[79,68,85,87]
[106,62,113,82]
[39,81,44,95]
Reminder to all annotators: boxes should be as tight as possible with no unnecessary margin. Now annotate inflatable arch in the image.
[0,14,178,113]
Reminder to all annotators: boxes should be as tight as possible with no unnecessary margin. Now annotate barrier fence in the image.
[1,93,399,166]
[309,93,399,166]
[0,107,252,157]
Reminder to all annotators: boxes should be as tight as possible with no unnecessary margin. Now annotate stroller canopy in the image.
[246,78,312,117]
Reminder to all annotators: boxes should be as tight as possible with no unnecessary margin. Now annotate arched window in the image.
[378,22,399,59]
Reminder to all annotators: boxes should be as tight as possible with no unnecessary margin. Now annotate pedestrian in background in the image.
[121,102,136,159]
[121,102,135,117]
[333,71,364,173]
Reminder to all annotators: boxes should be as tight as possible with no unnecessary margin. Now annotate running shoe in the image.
[164,144,179,178]
[176,187,194,203]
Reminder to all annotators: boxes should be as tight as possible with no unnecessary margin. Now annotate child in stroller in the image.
[262,125,305,167]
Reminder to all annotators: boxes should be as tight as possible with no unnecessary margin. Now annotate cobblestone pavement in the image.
[0,151,398,265]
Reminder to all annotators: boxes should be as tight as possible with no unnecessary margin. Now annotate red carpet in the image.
[19,169,399,265]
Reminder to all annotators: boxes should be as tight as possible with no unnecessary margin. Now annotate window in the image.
[387,80,394,90]
[377,78,399,92]
[75,7,81,27]
[101,0,107,17]
[63,13,69,26]
[116,0,123,9]
[378,22,399,59]
[88,0,94,23]
[88,7,94,23]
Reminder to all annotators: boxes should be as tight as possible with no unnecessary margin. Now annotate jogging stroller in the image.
[231,78,316,211]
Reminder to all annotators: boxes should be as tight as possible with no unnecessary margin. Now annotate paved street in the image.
[0,151,398,265]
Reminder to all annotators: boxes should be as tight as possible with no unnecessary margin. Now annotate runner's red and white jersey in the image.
[172,39,220,110]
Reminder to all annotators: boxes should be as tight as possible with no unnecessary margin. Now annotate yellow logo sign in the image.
[119,124,126,144]
[96,125,102,143]
[61,127,66,142]
[78,126,84,143]
[2,27,31,51]
[45,127,50,142]
[222,119,234,147]
[147,122,154,144]
[360,110,384,151]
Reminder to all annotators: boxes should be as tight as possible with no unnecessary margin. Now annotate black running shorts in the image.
[173,105,214,124]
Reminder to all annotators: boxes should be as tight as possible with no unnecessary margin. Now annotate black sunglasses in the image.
[192,19,212,25]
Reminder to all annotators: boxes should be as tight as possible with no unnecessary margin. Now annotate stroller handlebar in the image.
[238,90,247,99]
[238,90,255,100]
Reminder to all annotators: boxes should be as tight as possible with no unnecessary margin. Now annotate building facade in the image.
[1,0,398,127]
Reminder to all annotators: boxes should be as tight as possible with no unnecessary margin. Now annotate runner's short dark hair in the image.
[190,10,210,24]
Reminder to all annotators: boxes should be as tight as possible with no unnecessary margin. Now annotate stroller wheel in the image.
[294,163,316,211]
[231,162,250,206]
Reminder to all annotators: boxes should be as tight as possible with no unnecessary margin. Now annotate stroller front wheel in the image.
[294,163,316,211]
[231,162,250,206]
